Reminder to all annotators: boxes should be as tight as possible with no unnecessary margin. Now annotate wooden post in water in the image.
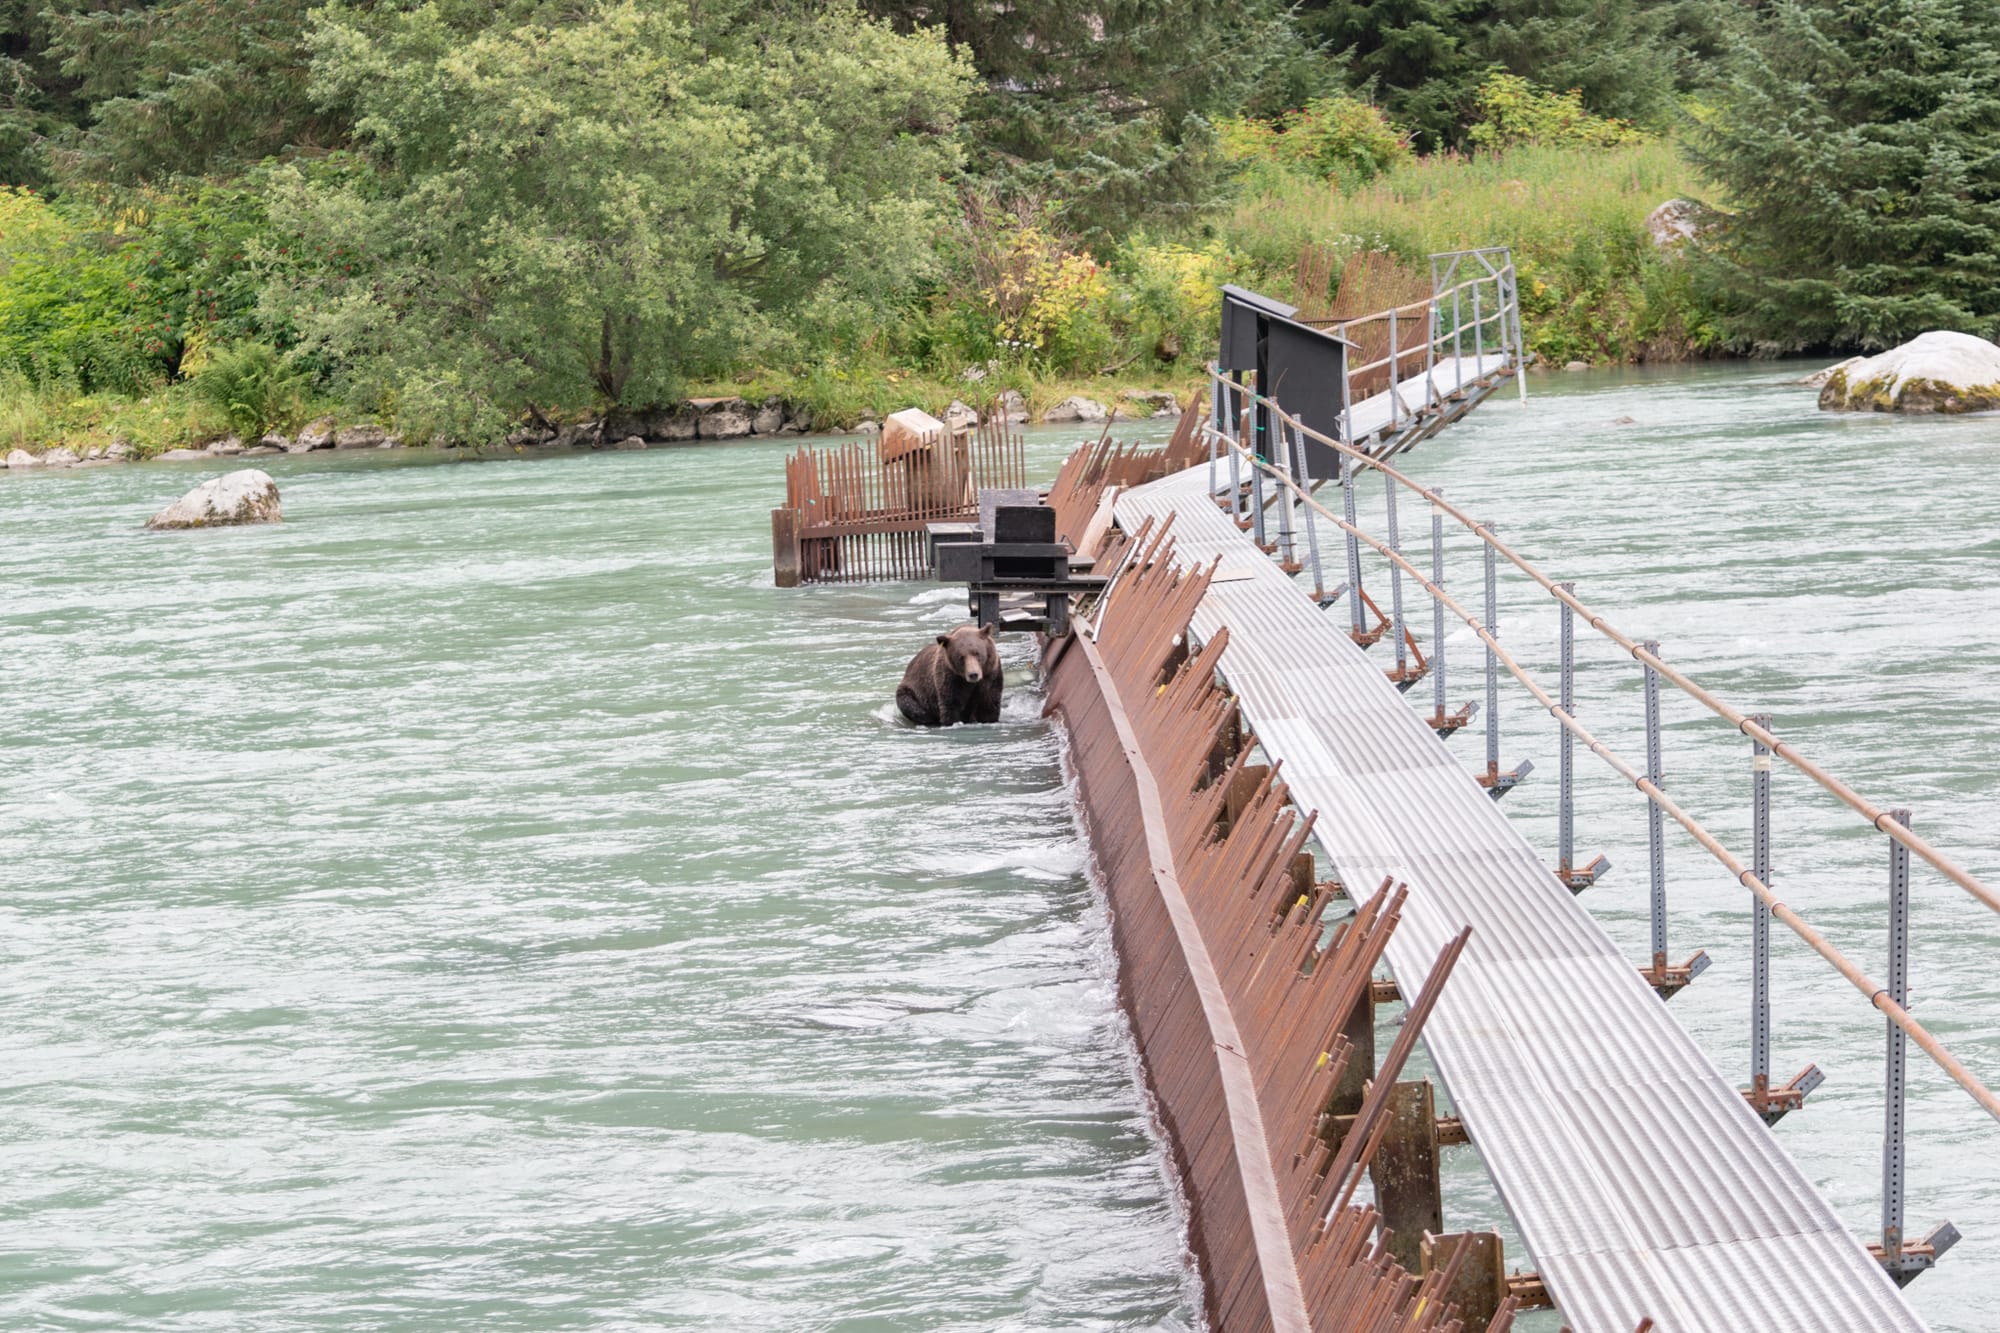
[771,507,802,588]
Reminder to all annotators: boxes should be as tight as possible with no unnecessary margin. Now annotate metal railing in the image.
[1296,247,1527,448]
[1202,369,1993,1280]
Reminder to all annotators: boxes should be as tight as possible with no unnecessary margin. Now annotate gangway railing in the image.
[1293,247,1527,454]
[1201,369,1993,1286]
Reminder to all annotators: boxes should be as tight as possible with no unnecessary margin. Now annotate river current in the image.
[2,361,1995,1331]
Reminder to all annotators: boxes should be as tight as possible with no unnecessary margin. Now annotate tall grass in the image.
[1219,141,1723,363]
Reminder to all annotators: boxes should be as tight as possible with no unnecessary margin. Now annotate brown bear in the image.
[896,624,1003,727]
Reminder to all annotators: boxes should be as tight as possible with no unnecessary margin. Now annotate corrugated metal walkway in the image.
[1115,464,1925,1333]
[1340,353,1512,441]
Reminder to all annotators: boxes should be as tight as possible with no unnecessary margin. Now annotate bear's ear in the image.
[936,634,950,646]
[979,624,993,639]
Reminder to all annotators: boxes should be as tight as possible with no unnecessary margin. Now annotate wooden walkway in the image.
[1112,463,1926,1333]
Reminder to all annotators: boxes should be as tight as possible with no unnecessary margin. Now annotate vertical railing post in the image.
[1388,306,1401,430]
[1430,490,1447,726]
[1643,640,1667,978]
[1273,404,1297,567]
[1250,387,1268,548]
[1474,283,1485,365]
[1883,808,1913,1264]
[1386,476,1407,680]
[1508,261,1529,401]
[1208,370,1222,497]
[1224,374,1240,524]
[1557,582,1576,877]
[1343,453,1365,638]
[1750,714,1773,1102]
[1483,528,1499,783]
[1292,421,1325,599]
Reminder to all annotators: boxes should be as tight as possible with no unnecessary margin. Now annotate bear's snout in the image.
[960,661,983,682]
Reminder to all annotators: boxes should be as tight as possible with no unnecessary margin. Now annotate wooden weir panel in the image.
[1043,519,1508,1333]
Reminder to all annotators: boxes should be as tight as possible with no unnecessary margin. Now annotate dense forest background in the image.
[2,0,1997,449]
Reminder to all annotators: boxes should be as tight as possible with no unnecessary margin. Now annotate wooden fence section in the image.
[772,413,1027,585]
[1043,518,1509,1333]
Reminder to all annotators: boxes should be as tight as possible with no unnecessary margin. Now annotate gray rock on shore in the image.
[146,469,283,530]
[1044,395,1108,423]
[1119,389,1181,417]
[7,448,43,468]
[1818,331,2000,413]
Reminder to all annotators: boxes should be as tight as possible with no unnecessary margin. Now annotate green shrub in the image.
[190,342,308,439]
[1219,96,1410,187]
[1467,74,1649,151]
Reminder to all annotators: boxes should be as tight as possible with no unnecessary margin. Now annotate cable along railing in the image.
[1285,246,1528,453]
[1199,367,1994,1286]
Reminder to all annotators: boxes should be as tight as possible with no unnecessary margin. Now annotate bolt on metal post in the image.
[1430,490,1448,724]
[1644,640,1667,976]
[1557,583,1576,876]
[1751,716,1773,1101]
[1883,808,1913,1261]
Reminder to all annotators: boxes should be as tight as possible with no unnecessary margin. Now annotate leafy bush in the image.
[190,341,307,439]
[1115,238,1242,364]
[1219,96,1410,187]
[1467,74,1649,150]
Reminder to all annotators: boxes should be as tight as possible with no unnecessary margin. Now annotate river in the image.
[1,361,1995,1331]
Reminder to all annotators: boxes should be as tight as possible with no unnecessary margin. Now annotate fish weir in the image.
[1043,519,1502,1333]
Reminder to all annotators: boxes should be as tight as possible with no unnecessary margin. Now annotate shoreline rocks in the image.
[1817,331,2000,414]
[145,469,283,530]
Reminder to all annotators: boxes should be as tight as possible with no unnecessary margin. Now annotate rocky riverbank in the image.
[3,388,1188,470]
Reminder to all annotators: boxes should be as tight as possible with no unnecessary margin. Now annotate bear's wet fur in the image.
[896,624,1003,727]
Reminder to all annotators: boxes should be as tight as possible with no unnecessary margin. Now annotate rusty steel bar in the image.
[1202,426,2000,1126]
[1215,383,2000,920]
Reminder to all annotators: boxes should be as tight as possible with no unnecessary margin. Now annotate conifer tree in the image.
[1689,0,2000,349]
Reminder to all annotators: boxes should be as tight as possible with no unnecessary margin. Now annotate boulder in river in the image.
[146,469,282,530]
[1044,395,1108,423]
[1799,356,1862,389]
[1818,331,2000,413]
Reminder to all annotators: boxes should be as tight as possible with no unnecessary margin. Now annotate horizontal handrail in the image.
[1200,390,2000,1126]
[1215,374,2000,918]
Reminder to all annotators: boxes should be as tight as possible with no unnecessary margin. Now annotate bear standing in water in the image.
[897,624,1002,726]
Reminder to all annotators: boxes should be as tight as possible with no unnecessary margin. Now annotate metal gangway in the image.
[1094,370,2000,1330]
[1306,247,1528,458]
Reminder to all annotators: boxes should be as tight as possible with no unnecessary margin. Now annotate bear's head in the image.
[936,624,995,683]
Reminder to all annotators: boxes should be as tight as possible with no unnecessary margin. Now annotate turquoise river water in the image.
[2,360,1996,1331]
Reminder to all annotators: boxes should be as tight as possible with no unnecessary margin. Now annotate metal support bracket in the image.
[1870,1221,1961,1287]
[1743,1063,1826,1126]
[1426,702,1477,740]
[1640,949,1711,1000]
[1477,758,1534,800]
[1555,853,1612,894]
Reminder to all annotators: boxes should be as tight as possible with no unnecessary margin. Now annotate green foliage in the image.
[1219,141,1721,361]
[267,0,974,442]
[190,341,306,439]
[1219,96,1412,188]
[0,182,275,391]
[1688,0,2000,351]
[1467,73,1648,149]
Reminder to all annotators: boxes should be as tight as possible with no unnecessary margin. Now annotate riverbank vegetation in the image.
[1,0,1993,453]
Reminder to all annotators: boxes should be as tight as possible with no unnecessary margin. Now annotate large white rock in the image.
[1818,331,2000,413]
[7,448,43,468]
[146,469,282,530]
